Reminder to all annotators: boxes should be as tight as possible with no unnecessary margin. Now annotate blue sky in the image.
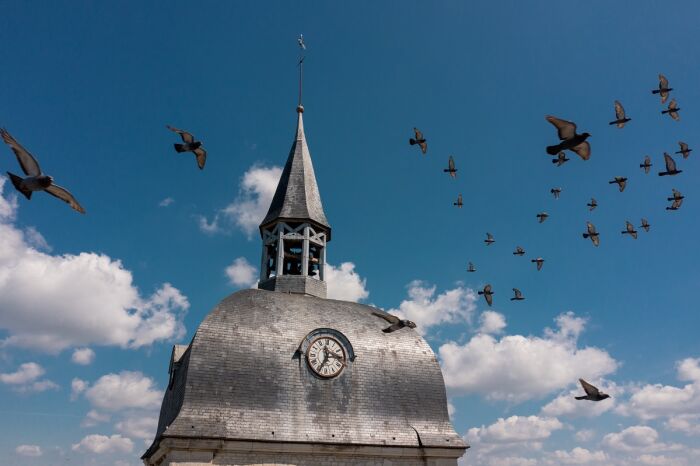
[0,1,699,465]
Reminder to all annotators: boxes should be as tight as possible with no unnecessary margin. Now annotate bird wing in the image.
[166,125,195,143]
[619,179,627,192]
[545,116,577,140]
[484,284,492,293]
[614,100,626,120]
[673,198,683,209]
[579,378,600,397]
[679,141,688,152]
[413,127,424,140]
[664,153,677,172]
[371,311,399,325]
[419,141,428,154]
[571,141,591,160]
[626,221,634,233]
[485,293,493,306]
[592,235,600,246]
[44,184,85,214]
[537,260,543,271]
[659,74,669,89]
[587,222,596,234]
[0,128,42,176]
[448,156,455,171]
[457,194,462,204]
[486,232,493,240]
[673,189,681,198]
[194,147,207,169]
[513,288,521,299]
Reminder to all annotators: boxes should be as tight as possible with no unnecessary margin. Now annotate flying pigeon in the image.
[662,99,680,121]
[444,156,457,178]
[575,378,610,401]
[609,100,631,128]
[484,232,495,246]
[537,212,549,223]
[652,74,673,104]
[551,187,562,199]
[583,222,600,246]
[609,177,627,192]
[640,218,650,232]
[552,151,570,166]
[409,127,427,154]
[621,221,638,239]
[676,141,692,159]
[587,198,598,211]
[166,125,207,169]
[640,155,652,174]
[658,153,682,176]
[667,198,683,211]
[467,262,476,273]
[513,246,525,256]
[297,34,306,50]
[531,257,545,271]
[1,128,85,214]
[545,116,591,160]
[371,311,416,333]
[478,284,494,306]
[454,193,463,207]
[668,189,684,201]
[510,288,525,301]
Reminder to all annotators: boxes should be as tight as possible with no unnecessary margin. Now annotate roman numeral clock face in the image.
[306,336,346,378]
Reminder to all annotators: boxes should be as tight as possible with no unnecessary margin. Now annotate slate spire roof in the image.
[259,105,331,238]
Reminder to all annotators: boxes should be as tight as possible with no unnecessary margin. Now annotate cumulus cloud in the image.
[0,178,17,220]
[15,444,42,457]
[0,362,58,393]
[81,409,110,428]
[71,348,95,365]
[71,434,133,454]
[466,415,563,445]
[225,257,258,288]
[389,281,476,334]
[24,226,51,251]
[602,426,682,453]
[541,381,621,418]
[158,197,174,207]
[198,165,282,237]
[478,311,506,335]
[71,378,88,400]
[664,415,700,436]
[326,262,369,302]
[440,312,618,402]
[575,429,596,442]
[547,447,608,464]
[115,414,158,440]
[82,371,162,411]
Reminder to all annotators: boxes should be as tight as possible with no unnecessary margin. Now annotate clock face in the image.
[306,336,346,378]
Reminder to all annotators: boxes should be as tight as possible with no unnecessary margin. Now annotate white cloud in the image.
[15,444,42,457]
[467,415,563,445]
[637,454,686,466]
[486,458,536,466]
[541,381,620,418]
[0,362,58,393]
[548,447,608,464]
[158,197,174,207]
[389,281,476,334]
[439,312,618,402]
[479,311,506,335]
[83,371,162,411]
[71,434,133,454]
[71,378,88,400]
[24,226,51,251]
[603,426,682,453]
[71,348,95,365]
[326,262,368,302]
[664,415,700,436]
[115,414,158,440]
[81,409,110,427]
[225,257,258,288]
[575,429,596,442]
[0,177,17,221]
[199,165,282,237]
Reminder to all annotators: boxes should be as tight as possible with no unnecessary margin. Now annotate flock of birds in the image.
[409,74,689,403]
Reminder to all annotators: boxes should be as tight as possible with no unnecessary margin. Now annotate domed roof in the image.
[145,289,465,456]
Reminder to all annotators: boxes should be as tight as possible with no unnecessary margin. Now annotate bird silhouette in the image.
[478,284,494,306]
[668,189,684,202]
[1,128,85,213]
[609,100,631,127]
[652,74,673,104]
[453,193,463,207]
[551,187,562,199]
[536,212,549,223]
[371,311,416,333]
[662,99,681,121]
[545,116,591,160]
[621,221,638,239]
[513,246,525,256]
[467,262,476,273]
[676,141,692,159]
[484,232,495,246]
[409,128,427,154]
[531,257,545,271]
[640,218,650,232]
[583,222,600,246]
[575,379,610,401]
[552,151,570,166]
[510,288,525,301]
[167,125,207,169]
[640,155,652,174]
[609,177,627,192]
[444,155,457,178]
[587,198,598,211]
[658,153,682,176]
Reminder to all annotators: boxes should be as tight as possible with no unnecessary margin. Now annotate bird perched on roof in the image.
[444,156,457,178]
[510,288,525,301]
[652,74,673,103]
[658,153,682,176]
[1,128,85,214]
[640,155,652,174]
[662,99,681,121]
[478,284,494,306]
[409,128,427,154]
[531,257,545,271]
[453,193,463,208]
[545,116,591,160]
[552,151,570,167]
[609,177,627,192]
[484,232,495,245]
[371,311,416,333]
[536,212,549,223]
[551,187,562,199]
[676,142,692,159]
[609,100,631,128]
[587,198,598,211]
[640,218,650,232]
[575,379,610,401]
[513,246,525,256]
[621,221,638,239]
[166,125,207,169]
[467,262,476,273]
[583,222,600,246]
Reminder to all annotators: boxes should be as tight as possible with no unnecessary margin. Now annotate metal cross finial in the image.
[297,34,306,110]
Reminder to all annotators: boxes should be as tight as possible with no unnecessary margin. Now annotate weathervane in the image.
[297,34,306,110]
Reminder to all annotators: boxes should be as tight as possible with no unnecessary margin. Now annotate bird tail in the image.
[409,138,417,146]
[575,396,587,400]
[546,145,560,155]
[6,172,31,200]
[174,143,187,153]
